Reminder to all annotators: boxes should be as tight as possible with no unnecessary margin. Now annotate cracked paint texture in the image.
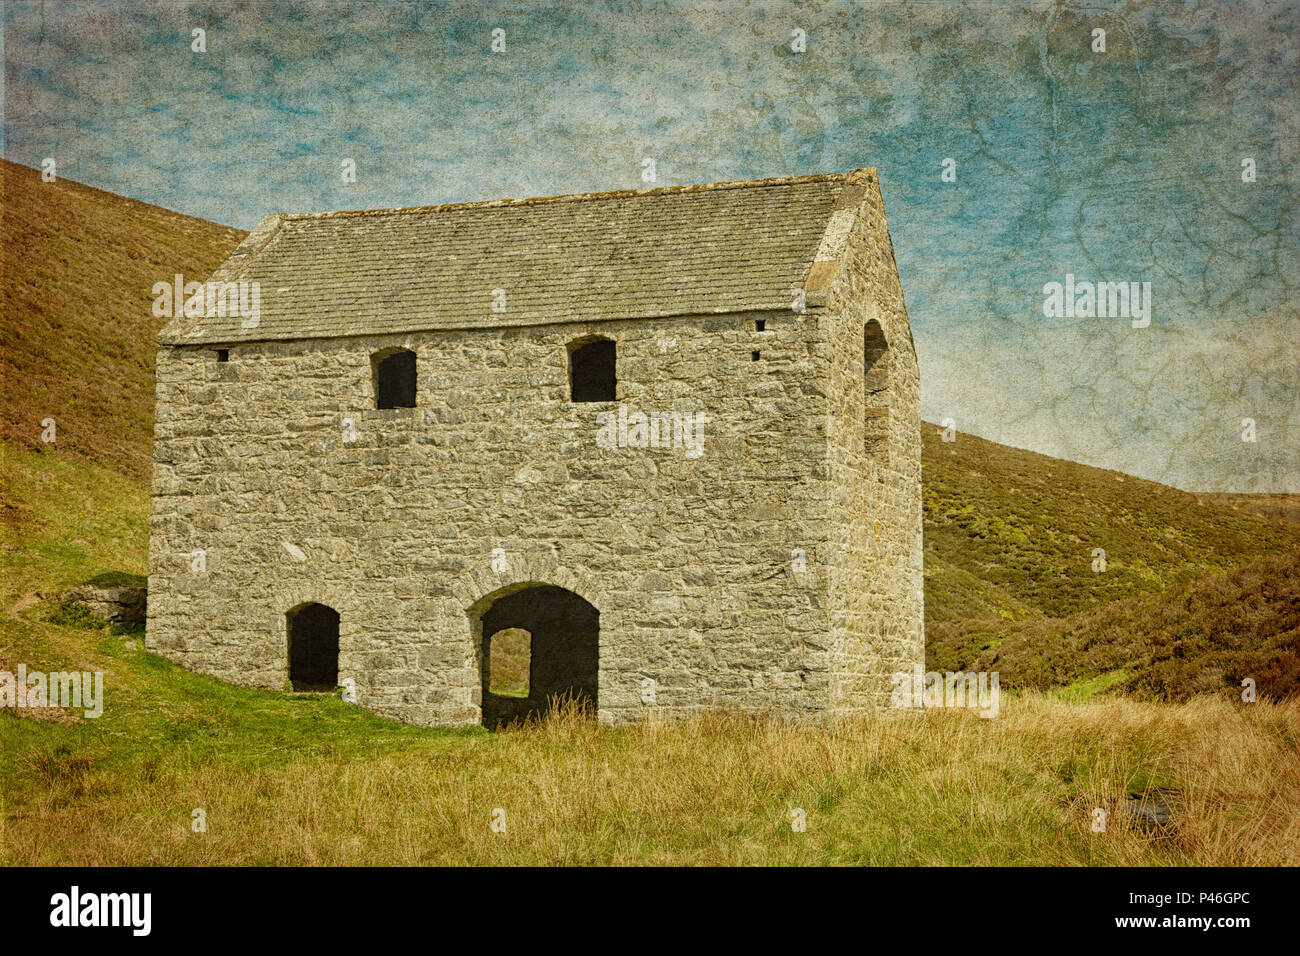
[3,0,1296,491]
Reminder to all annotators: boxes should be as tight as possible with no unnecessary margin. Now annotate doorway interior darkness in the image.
[478,585,598,729]
[288,602,339,691]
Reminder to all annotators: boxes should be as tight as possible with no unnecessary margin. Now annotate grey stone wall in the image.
[146,186,922,727]
[822,176,925,714]
[67,584,147,628]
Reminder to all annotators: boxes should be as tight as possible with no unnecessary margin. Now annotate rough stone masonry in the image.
[146,168,923,727]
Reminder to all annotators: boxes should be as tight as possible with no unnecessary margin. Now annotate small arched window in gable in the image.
[863,321,891,459]
[373,348,417,409]
[569,338,616,403]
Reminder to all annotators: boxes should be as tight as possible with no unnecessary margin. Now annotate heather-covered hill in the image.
[929,549,1300,700]
[920,425,1300,623]
[0,159,245,481]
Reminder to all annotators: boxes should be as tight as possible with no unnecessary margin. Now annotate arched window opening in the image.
[287,602,340,691]
[569,339,616,403]
[863,321,891,459]
[373,348,416,409]
[486,627,532,699]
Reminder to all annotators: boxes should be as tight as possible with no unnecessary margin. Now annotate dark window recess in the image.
[755,319,766,331]
[570,340,616,402]
[215,349,229,362]
[752,351,761,361]
[863,320,891,457]
[376,350,417,409]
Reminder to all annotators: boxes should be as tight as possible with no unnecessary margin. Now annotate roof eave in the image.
[155,213,286,345]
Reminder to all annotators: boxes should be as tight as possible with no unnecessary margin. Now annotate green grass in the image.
[44,597,111,631]
[0,441,151,609]
[1051,670,1129,703]
[5,652,1296,864]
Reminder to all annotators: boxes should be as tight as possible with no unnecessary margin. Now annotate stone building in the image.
[146,168,923,727]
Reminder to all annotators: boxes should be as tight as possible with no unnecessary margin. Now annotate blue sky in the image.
[4,0,1297,491]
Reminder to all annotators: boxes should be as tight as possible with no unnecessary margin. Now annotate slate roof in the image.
[159,169,875,345]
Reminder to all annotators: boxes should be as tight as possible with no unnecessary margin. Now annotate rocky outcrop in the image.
[67,584,146,627]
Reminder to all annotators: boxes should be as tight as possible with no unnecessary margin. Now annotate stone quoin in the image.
[146,169,923,727]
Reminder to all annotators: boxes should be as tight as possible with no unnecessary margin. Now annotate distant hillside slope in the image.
[921,426,1300,622]
[0,159,246,480]
[1194,493,1300,524]
[929,548,1300,701]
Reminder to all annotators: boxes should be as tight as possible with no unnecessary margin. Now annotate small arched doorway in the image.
[476,585,598,729]
[287,602,340,691]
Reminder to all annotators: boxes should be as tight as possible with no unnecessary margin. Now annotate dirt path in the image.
[6,591,41,619]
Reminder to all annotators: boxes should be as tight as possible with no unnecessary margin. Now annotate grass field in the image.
[5,661,1297,864]
[5,590,1297,866]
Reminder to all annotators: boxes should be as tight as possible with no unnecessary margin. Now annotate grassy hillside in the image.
[921,426,1300,622]
[2,169,1298,865]
[930,549,1300,701]
[0,159,245,481]
[1194,492,1300,524]
[922,428,1300,698]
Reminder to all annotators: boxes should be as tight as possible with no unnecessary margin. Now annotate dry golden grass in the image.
[6,693,1297,866]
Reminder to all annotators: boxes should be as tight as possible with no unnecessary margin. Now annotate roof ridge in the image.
[278,169,867,222]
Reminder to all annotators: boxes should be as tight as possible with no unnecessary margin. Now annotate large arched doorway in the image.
[477,585,598,729]
[287,602,339,691]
